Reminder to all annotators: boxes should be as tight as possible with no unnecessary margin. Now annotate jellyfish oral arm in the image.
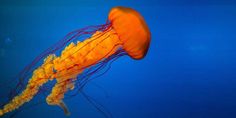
[45,29,122,112]
[0,54,55,116]
[0,28,122,116]
[58,101,70,116]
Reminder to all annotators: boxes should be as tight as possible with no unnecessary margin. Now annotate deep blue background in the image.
[0,0,236,118]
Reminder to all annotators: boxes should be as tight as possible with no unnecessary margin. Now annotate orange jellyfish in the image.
[0,6,151,116]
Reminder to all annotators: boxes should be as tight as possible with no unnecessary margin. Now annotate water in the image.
[0,0,236,118]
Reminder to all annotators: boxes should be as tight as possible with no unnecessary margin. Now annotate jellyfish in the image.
[0,6,151,116]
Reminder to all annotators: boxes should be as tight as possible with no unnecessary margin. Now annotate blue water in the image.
[0,0,236,118]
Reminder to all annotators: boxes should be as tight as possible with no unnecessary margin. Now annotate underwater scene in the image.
[0,0,236,118]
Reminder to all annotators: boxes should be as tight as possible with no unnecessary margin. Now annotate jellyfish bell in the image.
[109,6,151,60]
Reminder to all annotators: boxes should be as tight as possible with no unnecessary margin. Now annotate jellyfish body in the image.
[0,6,151,116]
